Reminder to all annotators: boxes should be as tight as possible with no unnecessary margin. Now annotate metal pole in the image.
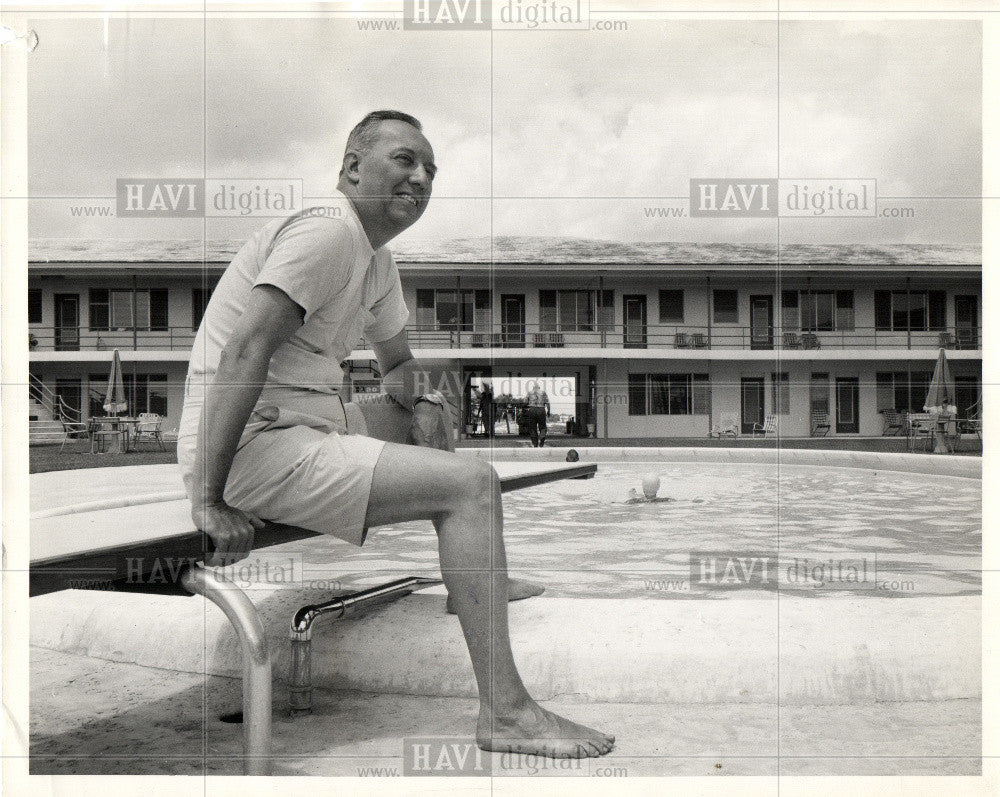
[180,565,272,776]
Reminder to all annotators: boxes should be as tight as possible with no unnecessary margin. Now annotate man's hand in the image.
[408,392,455,452]
[192,501,265,567]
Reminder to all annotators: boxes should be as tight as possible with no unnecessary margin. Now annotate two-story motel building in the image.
[28,239,982,442]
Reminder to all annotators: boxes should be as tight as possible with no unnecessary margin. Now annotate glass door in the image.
[741,377,765,434]
[501,295,525,347]
[835,377,860,433]
[750,295,774,349]
[54,294,80,351]
[623,295,647,348]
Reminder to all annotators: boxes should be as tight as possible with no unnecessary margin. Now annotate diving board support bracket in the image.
[180,565,272,777]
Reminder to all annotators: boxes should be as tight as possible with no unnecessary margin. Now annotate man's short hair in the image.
[340,110,423,176]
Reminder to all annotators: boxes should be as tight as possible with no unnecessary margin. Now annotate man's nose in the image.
[409,164,432,189]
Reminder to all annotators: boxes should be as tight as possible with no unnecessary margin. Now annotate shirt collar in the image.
[332,188,376,262]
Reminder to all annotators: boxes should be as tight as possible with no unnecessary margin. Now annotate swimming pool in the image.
[299,461,982,600]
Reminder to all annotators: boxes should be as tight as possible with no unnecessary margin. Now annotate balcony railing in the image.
[28,324,981,353]
[398,324,981,352]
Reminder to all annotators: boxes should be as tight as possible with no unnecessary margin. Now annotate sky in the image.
[27,14,982,246]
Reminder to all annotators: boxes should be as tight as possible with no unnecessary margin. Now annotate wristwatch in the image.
[414,393,445,409]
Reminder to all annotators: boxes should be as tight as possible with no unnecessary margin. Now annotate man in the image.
[524,381,551,447]
[177,111,613,759]
[479,378,494,437]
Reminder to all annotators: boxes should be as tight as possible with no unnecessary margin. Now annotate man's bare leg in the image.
[353,398,544,610]
[363,443,614,758]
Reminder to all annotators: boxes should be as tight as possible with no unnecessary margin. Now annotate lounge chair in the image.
[782,332,802,349]
[133,413,165,451]
[59,418,91,452]
[674,332,690,349]
[801,333,821,350]
[752,413,777,438]
[906,412,936,452]
[880,410,904,436]
[810,411,831,437]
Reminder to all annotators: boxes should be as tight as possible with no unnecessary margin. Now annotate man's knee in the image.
[448,455,500,509]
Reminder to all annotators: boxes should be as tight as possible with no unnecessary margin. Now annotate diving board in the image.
[29,458,595,776]
[30,460,596,596]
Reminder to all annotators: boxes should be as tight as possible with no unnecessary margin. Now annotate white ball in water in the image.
[641,473,660,499]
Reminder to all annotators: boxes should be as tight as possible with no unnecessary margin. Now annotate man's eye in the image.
[396,154,413,164]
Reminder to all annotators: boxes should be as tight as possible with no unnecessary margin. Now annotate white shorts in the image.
[177,391,386,546]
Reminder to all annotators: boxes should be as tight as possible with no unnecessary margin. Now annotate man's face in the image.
[354,119,436,230]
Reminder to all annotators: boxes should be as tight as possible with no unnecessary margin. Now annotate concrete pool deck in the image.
[26,454,983,776]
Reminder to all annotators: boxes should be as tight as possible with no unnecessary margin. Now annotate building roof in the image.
[28,237,980,268]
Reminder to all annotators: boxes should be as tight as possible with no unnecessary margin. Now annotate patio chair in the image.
[470,332,486,348]
[801,333,821,350]
[880,409,904,436]
[89,417,128,454]
[674,332,690,349]
[957,401,982,447]
[491,332,504,348]
[810,411,831,437]
[532,332,547,347]
[59,418,91,452]
[955,329,978,350]
[782,332,802,349]
[906,412,936,453]
[752,414,777,438]
[133,413,165,451]
[690,333,708,348]
[712,413,739,438]
[548,333,565,348]
[938,332,956,348]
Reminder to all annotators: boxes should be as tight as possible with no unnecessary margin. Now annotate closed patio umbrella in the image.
[103,349,128,416]
[923,348,956,414]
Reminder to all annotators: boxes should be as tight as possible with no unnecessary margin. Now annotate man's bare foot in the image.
[477,701,615,758]
[445,577,544,614]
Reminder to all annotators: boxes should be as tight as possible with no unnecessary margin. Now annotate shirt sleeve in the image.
[253,215,356,324]
[365,251,410,343]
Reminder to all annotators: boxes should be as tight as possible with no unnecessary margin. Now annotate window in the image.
[597,290,614,332]
[628,373,711,415]
[90,289,110,331]
[89,289,168,331]
[28,289,42,324]
[836,291,855,331]
[875,372,934,413]
[658,290,684,323]
[192,287,213,329]
[540,290,596,332]
[90,372,168,416]
[781,291,798,330]
[801,291,834,331]
[713,290,738,324]
[771,372,790,415]
[874,290,946,331]
[415,288,490,331]
[628,373,646,416]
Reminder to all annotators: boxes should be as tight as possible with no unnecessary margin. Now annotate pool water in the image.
[296,462,981,600]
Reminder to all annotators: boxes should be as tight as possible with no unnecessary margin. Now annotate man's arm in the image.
[372,330,456,451]
[191,285,304,566]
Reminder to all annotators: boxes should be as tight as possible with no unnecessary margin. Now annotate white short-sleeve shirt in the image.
[180,192,409,427]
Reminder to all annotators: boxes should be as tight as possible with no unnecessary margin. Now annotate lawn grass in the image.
[30,442,179,474]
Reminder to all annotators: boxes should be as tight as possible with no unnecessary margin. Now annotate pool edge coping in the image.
[466,446,982,479]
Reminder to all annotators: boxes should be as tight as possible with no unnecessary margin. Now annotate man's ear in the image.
[341,151,361,184]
